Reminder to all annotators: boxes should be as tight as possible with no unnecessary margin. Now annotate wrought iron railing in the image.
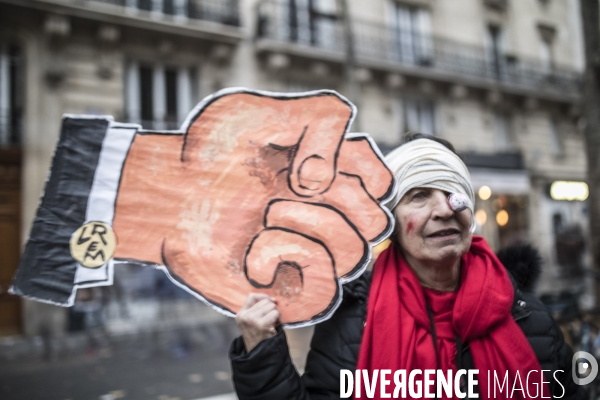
[84,0,240,26]
[256,0,581,97]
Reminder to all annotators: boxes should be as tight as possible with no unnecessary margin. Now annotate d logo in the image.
[572,351,598,385]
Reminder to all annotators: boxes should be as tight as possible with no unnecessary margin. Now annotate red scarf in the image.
[355,236,549,399]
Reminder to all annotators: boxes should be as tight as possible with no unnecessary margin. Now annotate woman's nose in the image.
[431,190,454,219]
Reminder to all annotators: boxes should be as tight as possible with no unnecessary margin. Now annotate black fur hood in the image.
[496,244,542,293]
[344,244,543,301]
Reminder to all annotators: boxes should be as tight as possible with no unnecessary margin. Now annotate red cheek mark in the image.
[406,221,414,234]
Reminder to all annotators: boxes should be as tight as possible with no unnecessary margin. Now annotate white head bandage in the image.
[384,139,475,218]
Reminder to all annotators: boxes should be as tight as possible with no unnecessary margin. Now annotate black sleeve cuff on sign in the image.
[10,117,110,306]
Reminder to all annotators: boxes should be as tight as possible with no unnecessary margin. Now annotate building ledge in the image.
[0,0,244,43]
[255,38,345,63]
[254,0,582,104]
[255,39,581,104]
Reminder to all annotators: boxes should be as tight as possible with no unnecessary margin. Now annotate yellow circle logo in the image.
[70,222,116,268]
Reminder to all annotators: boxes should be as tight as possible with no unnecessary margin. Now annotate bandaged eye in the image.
[447,193,471,212]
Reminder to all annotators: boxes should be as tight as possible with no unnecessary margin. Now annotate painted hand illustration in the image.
[112,90,395,325]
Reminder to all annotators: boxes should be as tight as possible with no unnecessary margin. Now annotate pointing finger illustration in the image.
[288,95,354,197]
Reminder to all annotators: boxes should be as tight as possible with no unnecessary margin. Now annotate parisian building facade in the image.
[0,0,590,336]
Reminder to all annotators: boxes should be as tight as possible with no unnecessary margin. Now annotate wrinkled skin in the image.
[394,187,473,291]
[112,91,394,325]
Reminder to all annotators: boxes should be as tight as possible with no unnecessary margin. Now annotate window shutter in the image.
[396,5,415,63]
[405,100,420,132]
[420,101,435,135]
[153,65,166,129]
[125,61,141,124]
[0,44,10,145]
[416,8,433,63]
[177,67,192,125]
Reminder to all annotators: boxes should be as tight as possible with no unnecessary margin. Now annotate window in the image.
[0,43,23,146]
[494,111,513,151]
[286,0,338,49]
[126,61,197,130]
[537,25,556,75]
[390,3,433,65]
[126,0,189,17]
[311,0,338,49]
[540,40,552,74]
[404,99,435,135]
[139,66,154,123]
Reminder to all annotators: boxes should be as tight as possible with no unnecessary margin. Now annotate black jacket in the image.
[230,246,586,400]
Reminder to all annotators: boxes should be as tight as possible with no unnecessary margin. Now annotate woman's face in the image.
[394,188,472,267]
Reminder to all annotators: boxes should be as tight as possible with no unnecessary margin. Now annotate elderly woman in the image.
[229,134,584,400]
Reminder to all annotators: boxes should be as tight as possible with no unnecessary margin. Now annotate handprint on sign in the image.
[112,90,395,326]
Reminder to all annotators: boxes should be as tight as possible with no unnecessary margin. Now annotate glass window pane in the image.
[165,68,178,125]
[139,65,154,123]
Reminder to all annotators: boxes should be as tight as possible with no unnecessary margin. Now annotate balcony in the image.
[255,0,582,101]
[87,0,240,26]
[1,0,242,42]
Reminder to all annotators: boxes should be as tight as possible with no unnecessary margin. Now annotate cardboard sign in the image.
[11,88,396,327]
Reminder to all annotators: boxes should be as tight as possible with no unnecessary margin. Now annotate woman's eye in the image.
[412,191,427,200]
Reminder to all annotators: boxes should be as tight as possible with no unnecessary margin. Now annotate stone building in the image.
[0,0,589,336]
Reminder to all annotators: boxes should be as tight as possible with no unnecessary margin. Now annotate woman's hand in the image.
[235,293,281,353]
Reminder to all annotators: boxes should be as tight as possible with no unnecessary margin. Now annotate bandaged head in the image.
[384,138,475,224]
